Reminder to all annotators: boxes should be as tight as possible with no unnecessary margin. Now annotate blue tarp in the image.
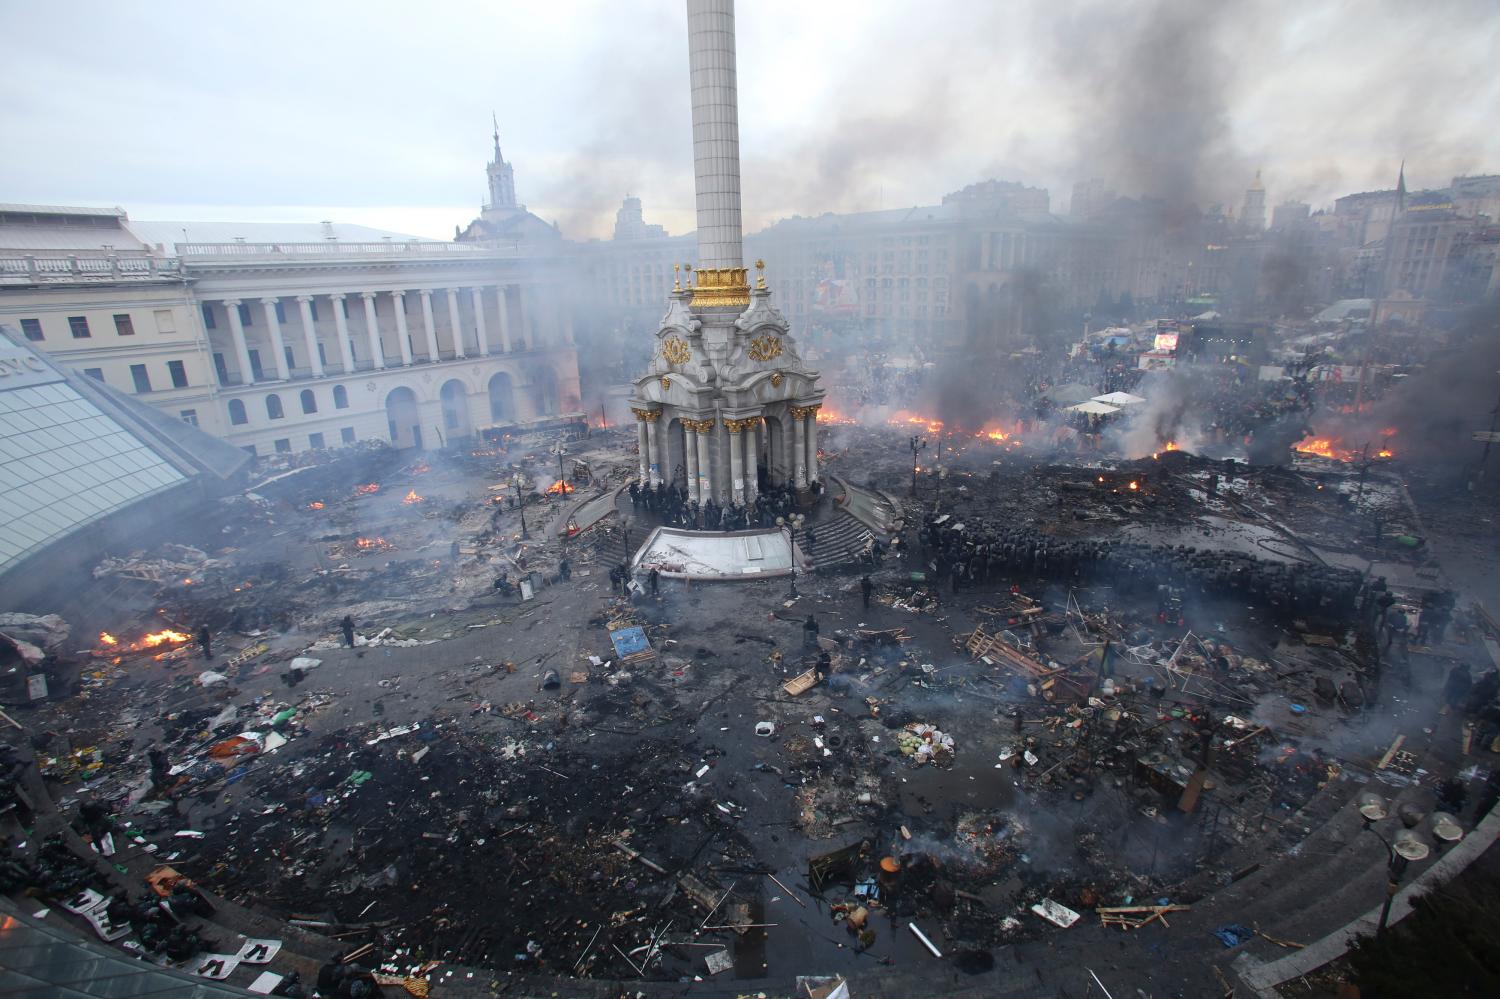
[610,626,651,658]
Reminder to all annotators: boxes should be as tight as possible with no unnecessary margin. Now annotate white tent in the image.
[1065,400,1122,415]
[1091,391,1146,406]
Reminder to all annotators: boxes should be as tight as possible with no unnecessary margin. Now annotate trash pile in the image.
[897,723,956,765]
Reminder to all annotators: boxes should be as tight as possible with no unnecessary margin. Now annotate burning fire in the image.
[545,480,572,496]
[353,483,380,496]
[355,537,392,551]
[402,489,424,504]
[888,410,944,434]
[97,629,191,655]
[1151,441,1181,460]
[410,461,430,475]
[308,501,325,510]
[816,408,857,425]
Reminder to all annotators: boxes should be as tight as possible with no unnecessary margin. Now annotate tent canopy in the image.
[1066,400,1122,415]
[1092,391,1146,406]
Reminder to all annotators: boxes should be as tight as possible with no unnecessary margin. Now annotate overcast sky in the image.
[2,0,1497,240]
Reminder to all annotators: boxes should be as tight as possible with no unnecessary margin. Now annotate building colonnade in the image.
[206,283,575,387]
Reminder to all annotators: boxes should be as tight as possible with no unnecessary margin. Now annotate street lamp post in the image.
[1358,792,1432,937]
[511,473,530,539]
[910,435,927,496]
[557,439,569,496]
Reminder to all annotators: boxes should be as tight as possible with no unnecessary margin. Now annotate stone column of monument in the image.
[791,409,808,488]
[634,410,651,484]
[471,288,491,356]
[644,411,662,485]
[743,420,759,502]
[684,423,700,504]
[223,299,254,384]
[261,298,290,380]
[727,420,745,506]
[296,296,323,377]
[419,291,440,362]
[688,0,743,273]
[805,406,820,483]
[696,421,713,505]
[496,286,513,353]
[360,293,385,370]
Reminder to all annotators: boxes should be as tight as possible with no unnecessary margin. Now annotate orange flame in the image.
[816,408,857,425]
[888,410,943,434]
[99,632,118,647]
[402,489,423,504]
[308,501,325,510]
[1293,436,1365,461]
[142,629,191,647]
[355,537,391,550]
[410,461,430,475]
[545,480,572,496]
[354,483,380,496]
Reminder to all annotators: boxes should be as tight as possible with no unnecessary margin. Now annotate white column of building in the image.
[564,306,576,346]
[684,425,700,504]
[222,299,254,384]
[445,288,466,359]
[259,298,290,380]
[635,411,650,483]
[696,421,713,503]
[419,290,440,362]
[728,423,745,506]
[792,410,808,488]
[517,286,532,349]
[495,286,513,353]
[390,292,414,367]
[295,297,324,378]
[806,408,819,483]
[329,294,355,372]
[645,415,661,485]
[471,287,491,356]
[360,292,385,370]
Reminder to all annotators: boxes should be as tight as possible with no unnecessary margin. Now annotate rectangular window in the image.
[113,313,136,336]
[238,304,253,326]
[274,438,291,453]
[284,346,296,371]
[341,427,356,444]
[242,444,257,457]
[20,318,43,341]
[213,352,229,384]
[167,359,188,388]
[248,349,264,381]
[308,432,325,449]
[180,409,199,426]
[83,367,104,382]
[130,363,152,393]
[307,300,319,322]
[68,315,91,338]
[202,303,217,329]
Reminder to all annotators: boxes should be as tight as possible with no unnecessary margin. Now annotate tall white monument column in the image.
[471,288,491,356]
[496,286,513,353]
[445,288,466,359]
[634,409,651,483]
[419,290,440,361]
[645,413,662,485]
[687,0,744,271]
[745,419,760,502]
[222,299,254,384]
[295,296,323,377]
[360,292,385,370]
[391,292,414,367]
[260,298,290,380]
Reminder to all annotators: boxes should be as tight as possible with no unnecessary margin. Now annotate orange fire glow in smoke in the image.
[815,408,857,425]
[353,483,380,496]
[545,480,572,496]
[402,489,423,504]
[308,501,325,510]
[97,629,191,654]
[355,537,391,550]
[888,410,944,434]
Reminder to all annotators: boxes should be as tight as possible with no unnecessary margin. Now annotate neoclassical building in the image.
[628,0,823,505]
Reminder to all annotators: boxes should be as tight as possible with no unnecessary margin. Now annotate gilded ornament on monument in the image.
[747,333,782,362]
[770,372,783,387]
[661,336,691,365]
[661,376,671,390]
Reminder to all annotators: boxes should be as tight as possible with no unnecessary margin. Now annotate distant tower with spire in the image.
[484,112,518,216]
[1240,170,1266,233]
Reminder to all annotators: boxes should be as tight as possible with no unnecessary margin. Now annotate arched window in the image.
[300,389,317,414]
[266,394,284,420]
[228,399,248,425]
[333,384,349,409]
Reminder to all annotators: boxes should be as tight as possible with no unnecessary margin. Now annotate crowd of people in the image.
[626,476,821,532]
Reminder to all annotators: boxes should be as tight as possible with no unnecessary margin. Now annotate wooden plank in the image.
[1377,733,1406,770]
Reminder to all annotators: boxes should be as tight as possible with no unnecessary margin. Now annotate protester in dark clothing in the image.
[648,567,660,596]
[1443,663,1473,713]
[340,615,356,648]
[803,614,819,648]
[861,575,873,610]
[197,625,212,660]
[559,558,571,581]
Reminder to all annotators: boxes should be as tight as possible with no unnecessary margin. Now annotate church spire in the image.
[1395,159,1407,215]
[492,111,502,161]
[484,114,518,214]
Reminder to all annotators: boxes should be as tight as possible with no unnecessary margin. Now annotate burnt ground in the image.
[4,422,1499,997]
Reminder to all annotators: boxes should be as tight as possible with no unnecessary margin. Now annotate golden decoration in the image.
[661,336,691,365]
[754,258,767,290]
[723,417,761,434]
[672,263,682,293]
[660,376,671,390]
[747,333,783,362]
[770,372,783,387]
[682,418,716,433]
[689,267,750,308]
[789,405,819,420]
[630,407,660,423]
